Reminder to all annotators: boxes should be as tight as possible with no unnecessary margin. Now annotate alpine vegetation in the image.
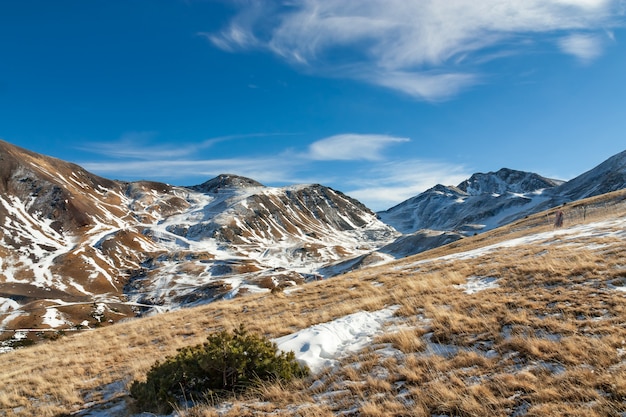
[129,325,308,414]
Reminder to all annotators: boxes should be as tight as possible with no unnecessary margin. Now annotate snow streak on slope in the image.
[274,306,400,374]
[125,184,398,312]
[0,194,76,290]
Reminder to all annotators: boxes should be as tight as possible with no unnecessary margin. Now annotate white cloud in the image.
[208,0,624,100]
[81,153,470,210]
[199,24,258,52]
[199,0,268,51]
[558,33,606,62]
[80,132,192,160]
[80,156,301,185]
[308,134,410,161]
[79,134,279,160]
[343,159,471,211]
[77,134,466,210]
[77,134,308,184]
[370,71,480,102]
[553,0,615,9]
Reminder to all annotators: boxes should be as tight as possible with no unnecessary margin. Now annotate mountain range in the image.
[378,150,626,234]
[0,139,625,343]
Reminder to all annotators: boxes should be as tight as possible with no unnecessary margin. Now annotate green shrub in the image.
[130,324,308,413]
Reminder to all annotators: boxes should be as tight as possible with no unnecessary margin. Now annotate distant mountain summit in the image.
[189,174,263,193]
[457,168,562,196]
[378,168,558,234]
[379,152,626,235]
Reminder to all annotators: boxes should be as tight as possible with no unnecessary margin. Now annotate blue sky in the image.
[1,1,625,211]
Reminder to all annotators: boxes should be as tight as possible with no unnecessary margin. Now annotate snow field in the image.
[0,297,20,314]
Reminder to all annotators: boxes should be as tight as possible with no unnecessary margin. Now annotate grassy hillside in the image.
[1,190,625,416]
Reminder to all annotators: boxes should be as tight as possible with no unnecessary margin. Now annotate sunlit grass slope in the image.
[1,190,625,416]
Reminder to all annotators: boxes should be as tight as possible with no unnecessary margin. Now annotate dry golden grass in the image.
[0,190,625,416]
[375,328,427,353]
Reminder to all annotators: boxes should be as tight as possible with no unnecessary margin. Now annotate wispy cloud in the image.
[77,133,311,185]
[78,132,467,210]
[308,134,410,161]
[369,71,480,102]
[78,133,288,160]
[558,33,606,63]
[81,156,302,185]
[197,0,268,51]
[207,0,624,100]
[343,159,470,211]
[78,132,234,160]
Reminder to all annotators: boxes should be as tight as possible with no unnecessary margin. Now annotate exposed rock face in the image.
[0,140,398,336]
[0,141,122,233]
[457,168,561,196]
[189,174,263,193]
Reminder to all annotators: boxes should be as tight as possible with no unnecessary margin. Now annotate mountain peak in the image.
[188,174,264,193]
[457,168,561,196]
[379,169,563,234]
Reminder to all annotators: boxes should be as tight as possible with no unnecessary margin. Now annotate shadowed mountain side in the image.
[380,156,626,235]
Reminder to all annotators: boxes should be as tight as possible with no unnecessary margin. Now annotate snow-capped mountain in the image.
[457,169,563,196]
[0,140,398,333]
[378,168,561,234]
[379,154,626,235]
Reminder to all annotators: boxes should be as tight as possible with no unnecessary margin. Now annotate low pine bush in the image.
[129,324,308,413]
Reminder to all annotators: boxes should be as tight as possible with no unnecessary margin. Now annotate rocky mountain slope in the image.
[0,140,397,338]
[542,148,626,204]
[379,152,626,234]
[378,168,561,234]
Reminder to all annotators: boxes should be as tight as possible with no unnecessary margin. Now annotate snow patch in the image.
[42,307,67,328]
[404,217,626,269]
[0,297,20,314]
[455,276,499,294]
[274,306,400,374]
